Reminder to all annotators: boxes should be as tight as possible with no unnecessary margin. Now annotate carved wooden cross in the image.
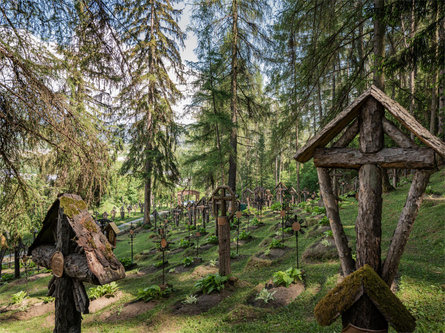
[295,85,445,332]
[211,185,236,276]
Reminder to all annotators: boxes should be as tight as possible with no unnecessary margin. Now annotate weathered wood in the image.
[55,212,81,333]
[332,119,359,148]
[382,118,416,148]
[382,170,432,285]
[314,147,436,169]
[32,246,98,284]
[295,87,374,162]
[351,95,386,330]
[370,85,445,157]
[317,168,355,275]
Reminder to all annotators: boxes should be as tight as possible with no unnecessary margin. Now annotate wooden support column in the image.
[54,210,82,333]
[317,168,355,275]
[345,97,387,330]
[382,170,432,285]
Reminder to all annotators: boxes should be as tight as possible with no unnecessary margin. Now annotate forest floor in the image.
[0,169,444,332]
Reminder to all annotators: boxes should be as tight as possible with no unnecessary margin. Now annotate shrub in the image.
[251,217,261,226]
[1,273,14,282]
[270,202,282,211]
[137,285,171,302]
[178,239,191,248]
[41,296,55,304]
[209,259,217,267]
[119,257,132,268]
[239,230,251,240]
[194,274,228,294]
[153,260,166,268]
[88,282,119,299]
[11,291,28,305]
[255,288,276,304]
[182,257,193,267]
[319,216,330,226]
[206,235,218,244]
[230,252,239,259]
[273,267,303,287]
[269,239,285,249]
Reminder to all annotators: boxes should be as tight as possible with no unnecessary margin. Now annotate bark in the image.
[54,212,82,333]
[382,169,395,192]
[228,0,238,193]
[382,118,416,148]
[392,169,398,188]
[0,247,6,277]
[429,1,439,134]
[382,170,431,285]
[332,119,359,148]
[317,168,355,275]
[14,238,21,279]
[314,147,435,169]
[218,192,231,276]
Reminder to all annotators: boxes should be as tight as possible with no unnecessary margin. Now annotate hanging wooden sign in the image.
[51,251,64,278]
[280,210,286,218]
[195,232,201,237]
[160,238,167,249]
[218,217,227,225]
[236,211,242,219]
[292,222,301,232]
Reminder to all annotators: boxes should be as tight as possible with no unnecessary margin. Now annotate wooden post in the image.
[217,189,231,276]
[54,210,82,333]
[344,97,387,330]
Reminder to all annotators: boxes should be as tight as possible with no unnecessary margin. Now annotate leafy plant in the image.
[263,248,271,256]
[230,252,239,259]
[251,217,261,226]
[269,239,285,249]
[88,282,119,299]
[323,230,333,238]
[182,294,198,304]
[194,274,228,294]
[273,267,303,287]
[41,296,55,304]
[137,284,171,302]
[239,230,251,240]
[182,257,193,267]
[198,227,206,234]
[119,257,132,268]
[209,259,217,267]
[319,216,330,226]
[255,288,276,304]
[270,202,281,211]
[206,235,218,244]
[168,267,176,273]
[1,273,14,282]
[321,238,330,247]
[178,239,191,248]
[11,291,28,305]
[153,260,166,268]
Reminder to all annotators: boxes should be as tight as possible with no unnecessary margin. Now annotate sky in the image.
[174,2,198,126]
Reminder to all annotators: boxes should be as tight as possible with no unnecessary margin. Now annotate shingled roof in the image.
[295,85,445,163]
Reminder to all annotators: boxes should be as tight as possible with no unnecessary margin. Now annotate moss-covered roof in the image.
[314,265,416,332]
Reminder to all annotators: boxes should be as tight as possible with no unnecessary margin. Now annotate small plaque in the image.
[195,232,201,237]
[108,231,116,245]
[292,222,301,231]
[130,229,134,235]
[51,251,64,278]
[160,238,167,249]
[280,210,286,218]
[236,211,242,219]
[218,217,227,226]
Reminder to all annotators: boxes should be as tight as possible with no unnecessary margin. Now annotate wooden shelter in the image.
[29,194,125,332]
[295,85,445,332]
[104,222,120,248]
[177,189,200,205]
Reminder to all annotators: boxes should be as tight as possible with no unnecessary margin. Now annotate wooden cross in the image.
[211,185,236,276]
[295,86,445,332]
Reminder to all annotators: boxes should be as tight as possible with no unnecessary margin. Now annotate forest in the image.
[0,0,444,332]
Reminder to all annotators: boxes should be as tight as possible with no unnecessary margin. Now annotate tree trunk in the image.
[382,169,395,192]
[0,248,5,277]
[144,158,152,227]
[228,0,239,193]
[218,193,231,276]
[14,238,21,279]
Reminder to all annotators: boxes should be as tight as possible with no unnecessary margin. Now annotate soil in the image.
[172,289,232,315]
[257,247,290,260]
[89,291,123,313]
[302,237,338,262]
[198,243,216,251]
[190,265,218,278]
[248,282,304,308]
[171,258,203,274]
[230,254,248,261]
[307,225,330,238]
[140,262,169,274]
[0,300,54,322]
[99,300,157,322]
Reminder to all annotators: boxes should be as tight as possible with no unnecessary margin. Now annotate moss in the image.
[83,218,98,233]
[314,265,416,332]
[59,196,87,218]
[87,238,97,250]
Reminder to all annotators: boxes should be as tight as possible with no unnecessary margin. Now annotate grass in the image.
[0,170,444,332]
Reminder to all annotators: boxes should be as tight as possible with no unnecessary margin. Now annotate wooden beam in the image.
[382,118,416,148]
[332,119,359,148]
[294,87,373,162]
[381,170,432,285]
[317,168,355,275]
[314,147,436,169]
[370,85,445,157]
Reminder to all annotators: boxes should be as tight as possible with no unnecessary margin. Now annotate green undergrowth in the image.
[0,170,443,332]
